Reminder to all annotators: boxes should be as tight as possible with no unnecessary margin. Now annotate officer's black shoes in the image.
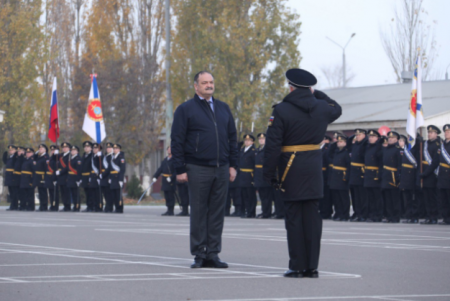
[349,217,359,222]
[420,219,438,225]
[304,269,319,278]
[161,211,174,216]
[5,208,15,211]
[204,257,228,269]
[72,208,80,212]
[190,257,205,268]
[82,208,93,212]
[366,218,381,223]
[382,219,391,223]
[438,220,450,225]
[402,219,419,224]
[113,210,123,214]
[351,217,366,222]
[230,211,240,217]
[176,211,189,217]
[283,270,303,278]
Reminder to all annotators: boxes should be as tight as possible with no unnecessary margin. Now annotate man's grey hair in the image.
[194,71,214,84]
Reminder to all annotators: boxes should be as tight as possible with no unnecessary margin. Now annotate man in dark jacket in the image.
[239,134,257,218]
[81,141,95,212]
[55,142,71,211]
[47,145,60,211]
[33,144,49,211]
[349,129,368,222]
[399,136,420,223]
[14,147,26,210]
[100,142,114,212]
[91,143,103,212]
[109,144,126,213]
[254,133,274,218]
[263,69,342,278]
[364,130,383,222]
[153,146,177,216]
[20,148,36,211]
[4,145,17,211]
[67,145,82,211]
[171,71,238,269]
[434,124,450,225]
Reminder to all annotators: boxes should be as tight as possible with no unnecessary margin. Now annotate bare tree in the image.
[320,64,355,89]
[380,0,438,82]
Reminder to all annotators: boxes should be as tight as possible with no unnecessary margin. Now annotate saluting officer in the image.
[47,145,60,211]
[100,142,114,212]
[14,147,26,210]
[381,131,402,223]
[66,145,82,211]
[254,133,274,218]
[364,130,383,223]
[20,148,36,211]
[109,143,126,213]
[4,145,18,211]
[56,142,72,211]
[81,141,95,212]
[263,68,342,278]
[153,146,177,216]
[239,134,257,218]
[33,144,49,211]
[319,135,332,219]
[91,143,103,212]
[349,129,368,222]
[328,135,351,221]
[418,125,442,224]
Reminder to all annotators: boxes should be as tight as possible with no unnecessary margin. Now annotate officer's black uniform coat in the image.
[67,155,82,188]
[90,153,101,188]
[20,157,35,189]
[57,152,70,185]
[3,153,16,186]
[239,146,256,188]
[264,89,342,201]
[153,157,176,192]
[329,145,351,191]
[80,152,93,188]
[33,153,49,187]
[44,155,58,189]
[363,141,383,188]
[425,139,450,189]
[399,145,418,190]
[12,154,24,187]
[381,144,402,189]
[100,153,113,186]
[349,138,367,186]
[109,152,126,190]
[420,138,441,188]
[254,146,271,188]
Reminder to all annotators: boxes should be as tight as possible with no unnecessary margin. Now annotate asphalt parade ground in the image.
[1,206,450,301]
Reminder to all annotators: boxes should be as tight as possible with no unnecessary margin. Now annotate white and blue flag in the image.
[82,76,106,143]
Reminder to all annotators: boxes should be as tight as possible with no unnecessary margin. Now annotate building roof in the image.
[324,80,450,125]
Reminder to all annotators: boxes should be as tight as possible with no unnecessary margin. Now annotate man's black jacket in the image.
[171,94,238,174]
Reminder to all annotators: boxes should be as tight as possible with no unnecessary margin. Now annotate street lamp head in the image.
[351,33,356,38]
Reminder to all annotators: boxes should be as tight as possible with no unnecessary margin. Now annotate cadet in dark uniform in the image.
[434,124,450,225]
[100,142,114,212]
[153,146,177,216]
[364,130,383,222]
[47,145,60,211]
[33,144,49,211]
[319,136,332,219]
[264,69,342,278]
[56,142,72,211]
[109,144,126,213]
[418,125,441,224]
[381,131,402,223]
[14,147,26,210]
[328,135,351,221]
[20,148,36,211]
[80,141,95,212]
[254,133,274,218]
[66,145,82,211]
[4,145,18,210]
[349,129,368,222]
[399,135,419,223]
[92,143,103,212]
[176,182,190,216]
[239,134,257,218]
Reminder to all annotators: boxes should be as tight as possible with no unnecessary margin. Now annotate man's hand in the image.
[229,167,237,182]
[119,181,123,188]
[56,170,60,176]
[177,173,188,183]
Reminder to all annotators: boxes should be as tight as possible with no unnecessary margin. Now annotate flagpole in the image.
[420,128,423,189]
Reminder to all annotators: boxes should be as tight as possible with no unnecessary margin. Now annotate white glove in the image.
[152,178,157,183]
[53,181,57,186]
[89,178,91,182]
[76,181,81,187]
[56,170,60,176]
[119,181,123,188]
[97,151,102,156]
[97,179,100,185]
[108,179,111,184]
[99,174,103,179]
[54,150,59,154]
[166,177,171,183]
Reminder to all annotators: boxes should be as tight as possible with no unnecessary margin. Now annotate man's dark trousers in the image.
[284,200,322,271]
[187,164,229,260]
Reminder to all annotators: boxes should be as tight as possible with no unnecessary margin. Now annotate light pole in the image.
[165,0,173,154]
[326,33,356,88]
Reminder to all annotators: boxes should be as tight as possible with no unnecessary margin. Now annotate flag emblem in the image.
[406,56,424,148]
[87,98,103,122]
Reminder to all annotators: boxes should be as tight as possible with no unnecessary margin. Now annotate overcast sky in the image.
[286,0,450,89]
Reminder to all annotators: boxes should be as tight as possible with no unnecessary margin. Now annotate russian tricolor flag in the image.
[82,75,106,143]
[406,56,424,147]
[48,77,59,143]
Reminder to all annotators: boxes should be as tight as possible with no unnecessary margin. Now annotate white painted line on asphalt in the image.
[0,221,75,227]
[0,262,129,267]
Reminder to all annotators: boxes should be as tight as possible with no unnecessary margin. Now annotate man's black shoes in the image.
[204,258,229,268]
[420,219,438,225]
[304,269,319,278]
[161,211,174,216]
[283,270,303,278]
[190,257,204,268]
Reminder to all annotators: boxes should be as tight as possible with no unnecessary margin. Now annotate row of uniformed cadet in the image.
[320,124,450,225]
[3,141,126,213]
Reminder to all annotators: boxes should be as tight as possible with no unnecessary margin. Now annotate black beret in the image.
[26,147,34,153]
[113,143,122,149]
[92,143,102,149]
[387,131,400,139]
[257,133,266,138]
[354,129,367,135]
[400,135,408,142]
[286,68,317,88]
[243,134,255,141]
[336,134,347,141]
[83,141,93,147]
[105,142,114,148]
[61,142,72,148]
[367,129,381,138]
[427,125,441,134]
[38,144,48,152]
[71,145,80,151]
[7,145,17,150]
[444,124,450,131]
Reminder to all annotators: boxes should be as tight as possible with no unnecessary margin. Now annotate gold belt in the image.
[281,144,321,152]
[422,161,429,165]
[69,171,77,175]
[351,162,365,167]
[333,166,347,181]
[365,166,379,170]
[255,165,263,168]
[46,172,53,175]
[35,171,45,175]
[110,171,119,174]
[162,173,172,177]
[402,163,414,169]
[441,163,450,169]
[6,168,14,172]
[82,172,90,176]
[384,166,397,171]
[22,171,32,175]
[322,167,326,171]
[384,166,398,187]
[329,164,334,168]
[240,169,254,172]
[13,171,21,175]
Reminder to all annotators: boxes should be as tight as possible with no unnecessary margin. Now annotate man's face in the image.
[194,73,214,98]
[18,149,24,156]
[39,146,46,154]
[93,147,99,153]
[26,152,33,158]
[167,147,171,156]
[337,140,346,148]
[107,146,113,153]
[244,139,253,147]
[113,147,120,154]
[63,146,70,153]
[84,146,92,153]
[399,139,405,148]
[71,149,78,156]
[445,130,450,140]
[368,135,378,144]
[8,148,16,156]
[388,137,398,145]
[355,133,366,142]
[428,131,438,140]
[258,137,265,146]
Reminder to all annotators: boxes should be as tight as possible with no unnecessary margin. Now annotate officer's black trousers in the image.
[284,200,322,271]
[383,189,400,221]
[423,187,439,219]
[23,188,35,211]
[84,187,94,210]
[319,185,333,219]
[164,190,175,207]
[241,187,257,217]
[91,187,102,211]
[37,187,48,211]
[68,187,80,210]
[48,186,60,211]
[110,188,123,213]
[353,185,368,219]
[331,190,350,219]
[226,187,241,213]
[416,189,427,218]
[439,189,450,222]
[60,185,71,210]
[350,187,356,218]
[177,184,190,208]
[274,189,285,218]
[367,187,383,220]
[401,189,418,219]
[18,188,26,210]
[258,187,273,218]
[102,186,113,212]
[8,186,19,210]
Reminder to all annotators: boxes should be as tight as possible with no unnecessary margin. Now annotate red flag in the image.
[48,77,59,143]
